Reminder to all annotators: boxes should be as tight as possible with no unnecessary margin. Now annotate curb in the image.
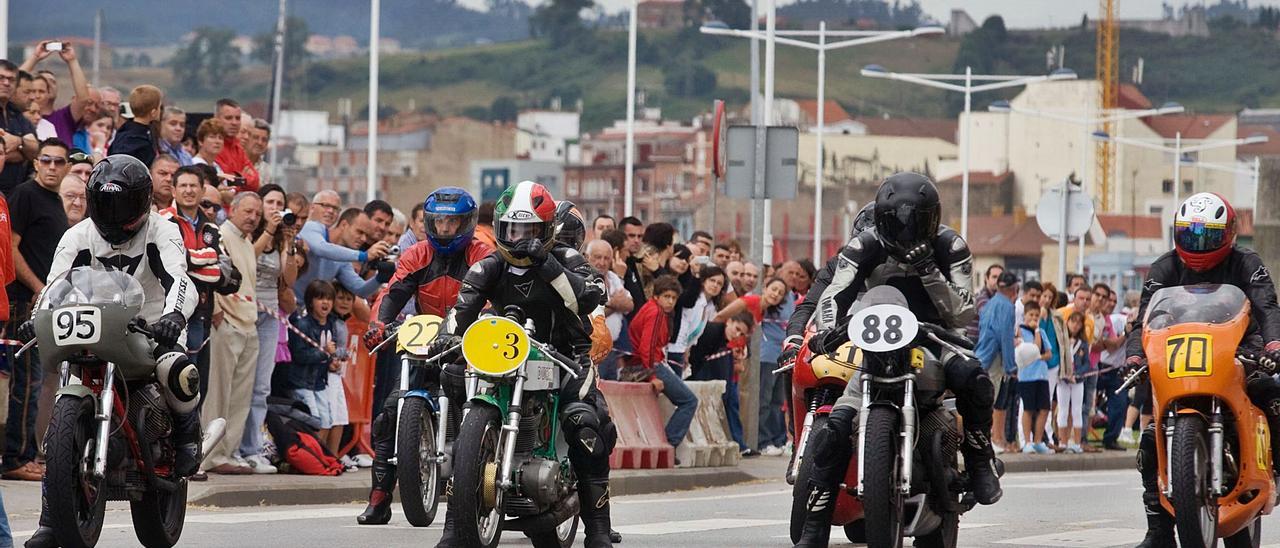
[187,466,758,508]
[999,452,1134,474]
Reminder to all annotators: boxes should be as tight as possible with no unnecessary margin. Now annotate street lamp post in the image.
[701,24,943,261]
[624,0,638,217]
[861,66,1077,241]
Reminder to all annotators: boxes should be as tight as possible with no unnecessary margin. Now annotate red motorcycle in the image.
[782,326,866,544]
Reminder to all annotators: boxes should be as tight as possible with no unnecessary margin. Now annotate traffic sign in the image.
[712,100,727,179]
[1036,182,1094,241]
[725,125,799,200]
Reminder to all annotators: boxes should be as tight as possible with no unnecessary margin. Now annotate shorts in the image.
[990,365,1015,409]
[327,372,349,426]
[1018,380,1051,411]
[292,388,333,430]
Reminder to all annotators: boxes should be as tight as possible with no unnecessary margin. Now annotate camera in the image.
[46,42,63,52]
[281,209,297,226]
[384,245,401,262]
[229,176,247,187]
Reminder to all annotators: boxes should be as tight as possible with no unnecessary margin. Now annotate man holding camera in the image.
[21,41,98,158]
[296,206,392,300]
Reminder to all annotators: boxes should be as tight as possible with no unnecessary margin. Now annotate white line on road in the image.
[615,518,789,535]
[995,527,1146,547]
[1004,481,1118,489]
[614,488,791,505]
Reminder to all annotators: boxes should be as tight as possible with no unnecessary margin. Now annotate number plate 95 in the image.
[847,303,919,353]
[52,306,102,347]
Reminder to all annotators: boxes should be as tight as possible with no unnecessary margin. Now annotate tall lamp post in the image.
[700,24,943,261]
[1091,130,1267,241]
[860,66,1077,240]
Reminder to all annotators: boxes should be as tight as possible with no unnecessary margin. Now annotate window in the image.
[1162,179,1173,194]
[1149,205,1164,217]
[1182,180,1193,194]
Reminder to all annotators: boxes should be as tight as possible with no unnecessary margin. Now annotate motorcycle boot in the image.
[793,486,836,548]
[173,409,203,477]
[25,498,56,548]
[962,429,1003,505]
[579,478,614,548]
[1134,504,1175,548]
[1134,424,1173,547]
[433,478,459,548]
[357,460,397,525]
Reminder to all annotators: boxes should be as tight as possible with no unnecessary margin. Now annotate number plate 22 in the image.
[1164,334,1212,379]
[53,306,102,347]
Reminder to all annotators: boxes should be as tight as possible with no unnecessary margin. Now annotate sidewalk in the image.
[0,450,1131,515]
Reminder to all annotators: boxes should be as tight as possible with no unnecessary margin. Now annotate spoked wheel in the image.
[397,397,441,527]
[130,477,188,547]
[789,414,825,544]
[528,514,580,548]
[863,406,904,548]
[1171,414,1219,548]
[46,396,107,548]
[451,404,505,548]
[1223,517,1261,548]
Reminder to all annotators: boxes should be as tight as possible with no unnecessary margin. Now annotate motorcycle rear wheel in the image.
[452,404,505,548]
[863,406,904,548]
[397,397,441,527]
[130,477,188,547]
[1171,414,1219,548]
[46,395,107,548]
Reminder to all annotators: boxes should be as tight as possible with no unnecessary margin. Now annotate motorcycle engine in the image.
[518,458,568,507]
[128,384,172,444]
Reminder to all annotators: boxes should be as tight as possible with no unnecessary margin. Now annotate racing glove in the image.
[515,238,549,264]
[900,242,937,275]
[1124,355,1148,375]
[152,311,187,348]
[363,320,397,351]
[427,334,463,362]
[779,335,803,367]
[15,319,35,343]
[1259,341,1280,374]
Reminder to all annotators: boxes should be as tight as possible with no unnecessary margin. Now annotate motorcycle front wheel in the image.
[397,397,441,527]
[45,395,107,548]
[862,406,904,548]
[1171,414,1219,548]
[451,403,505,548]
[130,477,188,547]
[789,414,825,543]
[527,514,579,548]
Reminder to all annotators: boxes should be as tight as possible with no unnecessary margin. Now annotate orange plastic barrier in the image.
[599,380,675,469]
[339,316,375,457]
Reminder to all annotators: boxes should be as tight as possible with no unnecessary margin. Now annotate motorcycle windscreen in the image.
[1144,284,1248,331]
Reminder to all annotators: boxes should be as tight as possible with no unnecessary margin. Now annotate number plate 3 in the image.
[52,306,102,347]
[847,303,918,353]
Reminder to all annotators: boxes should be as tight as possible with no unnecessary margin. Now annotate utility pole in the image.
[92,9,102,86]
[268,0,287,186]
[366,0,380,202]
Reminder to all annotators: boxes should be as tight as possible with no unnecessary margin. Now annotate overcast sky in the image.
[505,0,1280,29]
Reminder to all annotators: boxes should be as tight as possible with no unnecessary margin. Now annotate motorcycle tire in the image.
[130,476,188,547]
[452,404,506,548]
[913,512,958,548]
[1223,517,1261,548]
[789,414,825,544]
[1171,414,1219,548]
[397,397,442,527]
[845,520,867,543]
[527,515,579,548]
[862,406,905,548]
[45,395,107,548]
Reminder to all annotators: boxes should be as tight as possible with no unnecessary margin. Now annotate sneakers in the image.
[741,448,761,458]
[993,444,1006,455]
[761,445,785,457]
[1021,443,1036,454]
[340,455,361,472]
[244,454,278,474]
[354,453,374,468]
[1032,442,1053,455]
[1065,443,1084,454]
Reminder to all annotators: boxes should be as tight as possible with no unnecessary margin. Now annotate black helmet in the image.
[87,154,153,245]
[554,200,586,250]
[873,172,940,257]
[851,200,876,237]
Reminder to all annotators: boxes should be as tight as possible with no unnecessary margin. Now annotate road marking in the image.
[615,488,790,505]
[13,507,369,538]
[615,518,788,535]
[1004,481,1118,489]
[995,527,1145,547]
[1066,519,1120,527]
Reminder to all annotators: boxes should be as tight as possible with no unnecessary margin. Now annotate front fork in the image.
[496,375,526,491]
[854,376,917,496]
[391,357,411,466]
[1161,399,1227,498]
[93,362,118,479]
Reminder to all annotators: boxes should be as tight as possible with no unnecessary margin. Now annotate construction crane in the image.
[1096,0,1118,211]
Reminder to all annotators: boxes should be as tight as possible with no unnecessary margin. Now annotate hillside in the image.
[101,23,1280,132]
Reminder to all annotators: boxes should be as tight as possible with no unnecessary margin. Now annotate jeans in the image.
[0,489,10,548]
[187,317,212,404]
[667,351,685,377]
[758,361,787,449]
[1080,374,1098,444]
[1097,368,1129,445]
[4,301,41,471]
[693,354,745,450]
[654,363,697,448]
[598,350,622,381]
[241,311,280,457]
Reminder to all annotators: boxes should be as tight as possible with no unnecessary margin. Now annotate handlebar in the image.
[528,339,580,380]
[918,322,975,351]
[367,321,403,355]
[1116,364,1147,394]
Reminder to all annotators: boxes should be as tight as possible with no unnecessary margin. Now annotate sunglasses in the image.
[37,155,67,166]
[200,200,222,212]
[68,151,91,163]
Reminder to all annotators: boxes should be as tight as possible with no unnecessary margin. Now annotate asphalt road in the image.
[8,468,1280,547]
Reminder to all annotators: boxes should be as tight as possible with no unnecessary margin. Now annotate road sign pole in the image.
[1059,178,1069,289]
[812,21,826,260]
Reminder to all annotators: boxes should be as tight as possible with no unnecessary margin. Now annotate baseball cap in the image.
[997,271,1019,289]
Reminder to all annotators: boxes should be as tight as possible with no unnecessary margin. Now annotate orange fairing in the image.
[1146,288,1275,537]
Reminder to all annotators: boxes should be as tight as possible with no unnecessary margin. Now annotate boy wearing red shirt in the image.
[626,276,698,455]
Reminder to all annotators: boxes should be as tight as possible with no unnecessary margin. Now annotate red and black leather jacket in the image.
[372,238,494,324]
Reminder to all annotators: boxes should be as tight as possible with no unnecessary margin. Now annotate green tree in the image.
[530,0,594,48]
[693,0,750,29]
[253,16,312,74]
[490,96,519,122]
[171,27,242,93]
[664,55,717,97]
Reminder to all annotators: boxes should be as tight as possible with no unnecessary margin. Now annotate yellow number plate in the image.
[462,316,530,377]
[396,314,444,356]
[910,348,926,369]
[1165,334,1213,379]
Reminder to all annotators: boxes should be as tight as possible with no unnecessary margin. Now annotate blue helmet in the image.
[423,187,478,254]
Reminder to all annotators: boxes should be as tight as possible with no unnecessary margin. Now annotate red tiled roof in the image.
[1096,214,1163,239]
[1238,125,1280,157]
[1117,84,1153,110]
[856,117,958,144]
[1239,208,1255,237]
[796,99,853,126]
[1144,114,1233,140]
[938,171,1012,185]
[966,215,1052,258]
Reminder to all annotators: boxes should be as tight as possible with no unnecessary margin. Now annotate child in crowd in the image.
[690,312,756,456]
[327,285,357,462]
[1016,301,1053,454]
[625,275,699,456]
[286,280,348,453]
[1057,312,1089,454]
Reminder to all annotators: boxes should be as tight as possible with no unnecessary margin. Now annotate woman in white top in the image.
[666,265,728,375]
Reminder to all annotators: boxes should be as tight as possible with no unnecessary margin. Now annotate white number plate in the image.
[52,307,102,347]
[847,303,918,352]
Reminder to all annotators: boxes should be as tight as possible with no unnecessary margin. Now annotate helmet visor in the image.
[876,203,938,251]
[425,211,477,242]
[500,220,546,243]
[1175,220,1229,253]
[87,186,151,243]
